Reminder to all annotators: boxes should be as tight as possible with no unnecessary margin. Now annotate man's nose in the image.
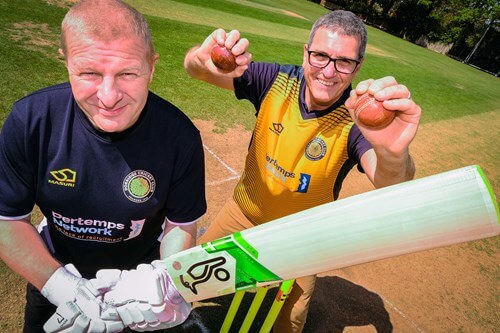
[96,76,122,108]
[321,60,339,78]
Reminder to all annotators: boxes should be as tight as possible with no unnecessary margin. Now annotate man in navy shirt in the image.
[0,0,206,331]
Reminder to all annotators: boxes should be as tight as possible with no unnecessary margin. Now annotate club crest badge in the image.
[305,137,327,161]
[123,170,156,203]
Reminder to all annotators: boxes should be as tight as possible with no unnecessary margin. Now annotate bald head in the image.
[60,0,155,62]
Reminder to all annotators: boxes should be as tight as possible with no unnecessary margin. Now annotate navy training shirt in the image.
[0,83,206,276]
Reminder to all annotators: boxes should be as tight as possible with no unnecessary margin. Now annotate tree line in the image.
[313,0,499,61]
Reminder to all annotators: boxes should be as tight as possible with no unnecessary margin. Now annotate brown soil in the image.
[192,112,499,332]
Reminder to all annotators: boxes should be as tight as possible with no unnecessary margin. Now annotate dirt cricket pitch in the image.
[191,113,499,332]
[0,113,498,332]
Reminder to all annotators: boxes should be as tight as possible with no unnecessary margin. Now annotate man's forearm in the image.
[372,148,415,188]
[0,219,61,290]
[160,222,197,259]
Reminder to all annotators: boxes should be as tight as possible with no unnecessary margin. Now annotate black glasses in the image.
[307,50,360,74]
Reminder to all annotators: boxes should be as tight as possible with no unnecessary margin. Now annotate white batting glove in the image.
[99,262,191,331]
[42,264,124,333]
[41,264,84,307]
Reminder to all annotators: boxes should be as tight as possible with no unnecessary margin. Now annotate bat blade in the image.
[164,165,499,302]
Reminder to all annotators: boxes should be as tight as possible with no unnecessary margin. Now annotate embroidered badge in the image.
[305,137,327,161]
[123,170,156,203]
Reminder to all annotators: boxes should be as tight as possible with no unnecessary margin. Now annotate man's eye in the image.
[336,59,351,66]
[313,53,329,60]
[80,72,98,78]
[120,73,138,79]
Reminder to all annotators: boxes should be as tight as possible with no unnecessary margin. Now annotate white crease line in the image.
[203,144,240,186]
[381,296,425,332]
[207,176,240,186]
[203,144,239,176]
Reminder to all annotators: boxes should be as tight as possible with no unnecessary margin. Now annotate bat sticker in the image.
[179,256,230,294]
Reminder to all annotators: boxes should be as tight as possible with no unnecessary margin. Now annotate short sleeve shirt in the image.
[0,83,206,276]
[232,62,371,224]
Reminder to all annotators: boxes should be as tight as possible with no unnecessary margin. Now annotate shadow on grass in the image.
[167,276,392,332]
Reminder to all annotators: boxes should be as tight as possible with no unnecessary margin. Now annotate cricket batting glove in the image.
[99,261,191,331]
[41,264,124,333]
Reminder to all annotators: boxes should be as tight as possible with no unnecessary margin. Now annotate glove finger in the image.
[104,320,126,333]
[75,284,102,318]
[137,263,155,272]
[150,303,173,323]
[77,280,101,299]
[127,301,192,332]
[86,317,105,333]
[126,301,146,324]
[95,269,122,281]
[43,301,90,333]
[68,314,91,333]
[102,288,125,306]
[170,300,192,324]
[116,305,135,326]
[137,302,161,323]
[92,269,122,292]
[100,305,121,321]
[147,273,165,305]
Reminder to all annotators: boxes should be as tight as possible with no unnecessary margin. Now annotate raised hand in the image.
[346,76,421,153]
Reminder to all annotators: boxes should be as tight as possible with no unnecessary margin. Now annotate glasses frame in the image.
[307,50,361,74]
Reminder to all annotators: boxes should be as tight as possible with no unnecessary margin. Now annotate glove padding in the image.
[42,265,124,333]
[41,264,83,307]
[99,261,191,331]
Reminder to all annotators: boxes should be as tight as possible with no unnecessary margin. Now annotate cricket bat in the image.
[164,165,499,303]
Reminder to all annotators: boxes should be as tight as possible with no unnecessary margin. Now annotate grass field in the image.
[0,0,498,331]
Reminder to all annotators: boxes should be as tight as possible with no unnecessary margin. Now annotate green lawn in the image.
[1,0,499,129]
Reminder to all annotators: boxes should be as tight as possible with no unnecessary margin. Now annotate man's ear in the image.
[302,43,309,68]
[149,53,160,83]
[58,48,67,63]
[352,57,365,77]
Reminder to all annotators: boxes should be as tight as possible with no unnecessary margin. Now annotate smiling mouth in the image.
[99,106,124,116]
[317,79,336,87]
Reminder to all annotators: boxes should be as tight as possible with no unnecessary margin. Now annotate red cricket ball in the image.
[210,45,237,72]
[353,93,395,129]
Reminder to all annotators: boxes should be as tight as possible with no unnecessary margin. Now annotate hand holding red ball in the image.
[210,45,237,72]
[353,93,395,129]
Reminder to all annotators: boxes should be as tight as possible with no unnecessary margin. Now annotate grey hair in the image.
[61,0,155,62]
[308,10,367,60]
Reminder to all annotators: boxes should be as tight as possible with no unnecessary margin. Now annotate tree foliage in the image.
[322,0,499,60]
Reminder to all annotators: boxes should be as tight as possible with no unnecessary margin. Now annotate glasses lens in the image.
[335,59,357,74]
[308,52,330,68]
[308,51,358,74]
